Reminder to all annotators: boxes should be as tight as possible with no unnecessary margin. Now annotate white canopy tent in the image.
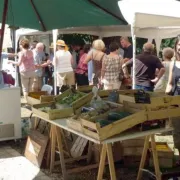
[17,25,180,55]
[118,0,180,89]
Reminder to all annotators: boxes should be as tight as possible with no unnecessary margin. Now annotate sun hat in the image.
[56,40,68,51]
[56,40,66,46]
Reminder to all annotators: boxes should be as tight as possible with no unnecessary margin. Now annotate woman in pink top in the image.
[8,39,36,101]
[75,44,91,86]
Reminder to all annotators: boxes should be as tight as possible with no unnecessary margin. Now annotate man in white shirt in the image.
[33,42,50,91]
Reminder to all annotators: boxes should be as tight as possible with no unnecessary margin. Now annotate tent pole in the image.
[52,30,58,95]
[30,0,46,31]
[131,25,136,89]
[0,0,9,66]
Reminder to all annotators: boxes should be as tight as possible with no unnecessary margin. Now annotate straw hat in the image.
[56,40,68,51]
[56,40,66,46]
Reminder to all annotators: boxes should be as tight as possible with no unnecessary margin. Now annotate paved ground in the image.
[0,146,51,180]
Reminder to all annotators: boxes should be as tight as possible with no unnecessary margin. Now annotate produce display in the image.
[56,92,84,106]
[38,104,56,113]
[72,99,132,127]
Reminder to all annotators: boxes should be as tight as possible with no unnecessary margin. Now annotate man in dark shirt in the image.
[122,42,165,91]
[120,36,133,88]
[120,36,133,60]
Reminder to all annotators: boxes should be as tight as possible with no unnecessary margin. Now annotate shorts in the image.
[57,71,75,87]
[103,80,122,90]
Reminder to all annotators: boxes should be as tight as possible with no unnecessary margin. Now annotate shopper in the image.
[101,42,123,90]
[75,44,91,86]
[120,36,133,88]
[8,39,36,101]
[122,42,165,91]
[33,42,47,91]
[85,39,105,87]
[154,47,174,92]
[166,36,180,165]
[53,40,75,93]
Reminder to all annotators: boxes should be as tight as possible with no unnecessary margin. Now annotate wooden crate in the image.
[149,142,174,168]
[32,102,74,120]
[123,100,180,121]
[145,103,180,120]
[27,91,47,105]
[66,118,82,132]
[77,85,94,93]
[67,101,123,133]
[122,137,145,148]
[81,103,147,141]
[72,90,115,114]
[54,89,86,110]
[119,90,167,106]
[32,89,89,120]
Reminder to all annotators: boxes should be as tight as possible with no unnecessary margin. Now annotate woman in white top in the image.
[53,40,75,93]
[154,47,174,92]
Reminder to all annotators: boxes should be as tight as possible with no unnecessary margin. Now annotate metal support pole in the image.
[131,25,136,89]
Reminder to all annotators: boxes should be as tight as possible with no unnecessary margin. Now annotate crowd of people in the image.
[3,34,180,164]
[5,36,180,100]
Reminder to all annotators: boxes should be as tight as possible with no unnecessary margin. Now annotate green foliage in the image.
[58,34,97,46]
[161,38,176,49]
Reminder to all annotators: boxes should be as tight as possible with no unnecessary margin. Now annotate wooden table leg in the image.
[50,125,56,173]
[106,143,117,180]
[87,141,93,164]
[151,134,161,180]
[34,116,39,129]
[46,128,52,168]
[61,130,71,157]
[56,126,68,180]
[137,135,150,180]
[97,144,107,180]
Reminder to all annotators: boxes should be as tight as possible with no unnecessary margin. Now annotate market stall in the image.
[30,88,180,180]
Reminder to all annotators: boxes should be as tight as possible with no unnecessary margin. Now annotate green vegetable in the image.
[108,112,132,122]
[96,119,110,127]
[57,92,84,105]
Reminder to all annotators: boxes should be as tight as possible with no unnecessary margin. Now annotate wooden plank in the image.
[55,126,68,180]
[99,111,147,141]
[97,144,107,180]
[81,119,98,130]
[87,141,93,164]
[137,135,150,180]
[24,130,49,168]
[106,144,117,180]
[67,163,101,174]
[70,137,88,158]
[54,155,88,165]
[32,102,74,120]
[150,134,161,180]
[50,125,56,173]
[66,119,82,132]
[40,95,56,103]
[27,96,40,105]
